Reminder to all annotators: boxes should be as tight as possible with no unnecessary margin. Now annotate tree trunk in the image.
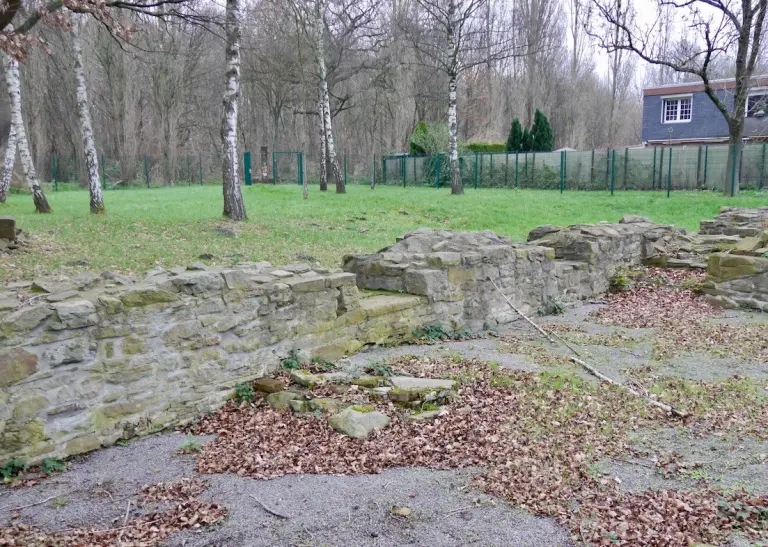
[0,119,16,203]
[221,0,246,220]
[448,73,463,195]
[724,126,743,197]
[3,53,50,213]
[313,0,344,193]
[71,14,105,214]
[317,88,327,191]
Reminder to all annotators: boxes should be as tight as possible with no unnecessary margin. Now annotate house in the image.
[642,76,768,146]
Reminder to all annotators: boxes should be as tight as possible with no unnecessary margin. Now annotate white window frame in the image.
[660,94,693,124]
[746,88,768,118]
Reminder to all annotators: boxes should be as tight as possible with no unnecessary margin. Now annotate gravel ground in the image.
[0,433,572,546]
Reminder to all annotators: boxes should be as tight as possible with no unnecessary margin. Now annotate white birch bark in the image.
[312,0,345,193]
[71,14,105,213]
[221,0,246,220]
[3,52,51,212]
[0,119,16,203]
[317,87,328,191]
[446,0,463,194]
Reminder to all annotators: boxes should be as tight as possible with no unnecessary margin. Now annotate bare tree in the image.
[222,0,246,219]
[3,51,50,212]
[590,0,768,195]
[0,120,15,202]
[405,0,520,194]
[70,12,104,213]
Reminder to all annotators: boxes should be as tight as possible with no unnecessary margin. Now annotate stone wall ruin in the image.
[1,210,766,464]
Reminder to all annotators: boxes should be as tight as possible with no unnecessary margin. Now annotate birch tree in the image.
[71,13,105,213]
[222,0,247,220]
[406,0,520,194]
[0,120,15,203]
[590,0,768,195]
[3,52,50,212]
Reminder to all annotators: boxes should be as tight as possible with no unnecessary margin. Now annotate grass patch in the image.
[2,185,765,281]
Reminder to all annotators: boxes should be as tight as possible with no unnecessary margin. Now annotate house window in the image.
[747,94,768,117]
[662,96,692,123]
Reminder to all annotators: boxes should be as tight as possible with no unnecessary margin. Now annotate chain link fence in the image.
[33,143,768,193]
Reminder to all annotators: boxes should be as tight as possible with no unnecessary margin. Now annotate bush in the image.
[530,109,554,152]
[465,142,506,153]
[506,119,523,152]
[409,121,449,154]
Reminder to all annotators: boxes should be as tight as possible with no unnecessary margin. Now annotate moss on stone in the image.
[351,404,375,413]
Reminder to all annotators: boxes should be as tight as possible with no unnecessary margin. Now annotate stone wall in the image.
[2,212,759,465]
[699,207,768,237]
[0,263,438,463]
[344,218,679,330]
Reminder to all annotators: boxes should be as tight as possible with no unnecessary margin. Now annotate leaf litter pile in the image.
[0,479,226,546]
[192,356,768,546]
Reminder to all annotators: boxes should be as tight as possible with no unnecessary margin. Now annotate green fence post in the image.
[435,154,442,188]
[563,150,567,192]
[505,152,509,187]
[51,154,58,191]
[272,152,277,185]
[651,147,657,190]
[667,147,673,197]
[401,156,406,188]
[474,152,479,189]
[412,155,416,184]
[605,149,610,185]
[344,154,348,187]
[382,157,387,183]
[198,155,203,185]
[696,145,702,188]
[761,143,766,190]
[515,152,519,188]
[531,152,536,186]
[590,148,595,187]
[559,150,564,193]
[100,154,106,190]
[244,152,252,186]
[524,152,528,186]
[610,149,615,195]
[490,153,494,185]
[730,143,738,196]
[658,148,665,190]
[623,148,628,190]
[298,152,304,187]
[703,145,708,187]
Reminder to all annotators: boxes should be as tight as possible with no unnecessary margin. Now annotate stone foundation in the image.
[0,264,438,463]
[1,212,764,464]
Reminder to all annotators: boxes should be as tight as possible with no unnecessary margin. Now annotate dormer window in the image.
[747,92,768,117]
[662,95,692,123]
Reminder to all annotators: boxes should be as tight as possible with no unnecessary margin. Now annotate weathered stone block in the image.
[403,269,448,297]
[65,434,101,456]
[119,286,178,307]
[326,272,356,288]
[0,216,15,241]
[285,276,326,293]
[98,295,124,314]
[2,304,52,332]
[172,271,224,295]
[0,348,38,387]
[43,336,93,367]
[12,395,48,419]
[51,300,98,329]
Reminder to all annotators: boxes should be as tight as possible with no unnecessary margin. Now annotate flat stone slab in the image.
[328,407,390,439]
[389,377,456,391]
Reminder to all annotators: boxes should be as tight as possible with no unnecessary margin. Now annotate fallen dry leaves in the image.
[191,359,768,545]
[0,479,226,547]
[593,268,718,329]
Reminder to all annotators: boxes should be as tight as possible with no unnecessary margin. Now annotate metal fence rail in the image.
[32,143,768,192]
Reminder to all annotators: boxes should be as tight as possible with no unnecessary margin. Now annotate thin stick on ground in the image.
[117,500,132,546]
[0,493,67,513]
[249,494,290,519]
[488,278,687,418]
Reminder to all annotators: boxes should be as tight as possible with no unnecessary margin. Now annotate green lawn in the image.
[1,185,765,282]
